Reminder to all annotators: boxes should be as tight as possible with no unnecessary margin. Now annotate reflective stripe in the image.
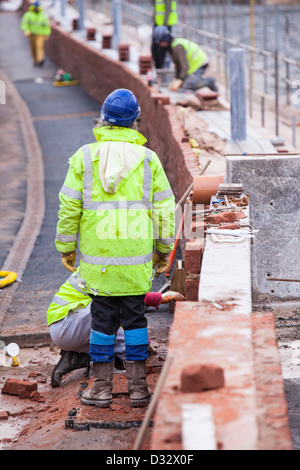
[83,145,93,204]
[83,200,152,211]
[143,148,152,202]
[80,251,153,266]
[60,184,82,200]
[51,294,69,306]
[55,232,78,243]
[153,187,173,201]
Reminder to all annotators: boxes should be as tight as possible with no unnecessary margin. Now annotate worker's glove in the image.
[152,249,170,278]
[161,291,185,304]
[61,251,77,272]
[169,78,183,91]
[24,30,31,37]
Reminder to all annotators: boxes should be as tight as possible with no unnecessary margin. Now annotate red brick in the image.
[206,211,237,224]
[185,277,199,301]
[0,411,9,420]
[196,89,219,102]
[1,378,37,397]
[185,239,203,274]
[151,93,170,105]
[181,363,225,392]
[217,223,240,230]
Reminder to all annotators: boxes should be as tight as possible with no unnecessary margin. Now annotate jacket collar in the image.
[93,126,147,146]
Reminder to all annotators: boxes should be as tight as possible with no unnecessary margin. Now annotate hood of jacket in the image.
[92,126,148,194]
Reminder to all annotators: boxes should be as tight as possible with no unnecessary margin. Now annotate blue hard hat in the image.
[153,25,171,45]
[100,89,141,127]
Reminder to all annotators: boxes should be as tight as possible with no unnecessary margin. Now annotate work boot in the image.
[124,360,152,407]
[51,350,90,388]
[80,361,114,408]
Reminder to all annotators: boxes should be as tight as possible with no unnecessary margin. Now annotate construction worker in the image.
[20,1,51,66]
[47,270,184,387]
[151,0,178,69]
[153,25,218,92]
[55,88,175,408]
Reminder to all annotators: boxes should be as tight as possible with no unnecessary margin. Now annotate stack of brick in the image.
[86,28,96,41]
[102,34,112,49]
[72,18,78,31]
[138,55,152,75]
[185,220,204,301]
[118,44,130,61]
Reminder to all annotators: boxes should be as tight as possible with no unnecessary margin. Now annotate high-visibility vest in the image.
[20,6,51,36]
[171,38,208,75]
[155,0,178,27]
[47,272,90,326]
[55,126,175,296]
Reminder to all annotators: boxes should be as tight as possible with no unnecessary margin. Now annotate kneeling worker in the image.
[55,88,175,408]
[47,271,184,387]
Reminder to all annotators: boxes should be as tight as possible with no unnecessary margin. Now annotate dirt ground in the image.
[0,324,168,451]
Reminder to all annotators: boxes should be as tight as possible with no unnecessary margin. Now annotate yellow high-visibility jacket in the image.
[55,126,175,296]
[154,0,178,26]
[20,5,51,36]
[171,38,208,76]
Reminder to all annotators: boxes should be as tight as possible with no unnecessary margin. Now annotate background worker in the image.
[20,1,51,66]
[55,88,175,408]
[153,25,218,92]
[151,0,178,69]
[47,270,185,387]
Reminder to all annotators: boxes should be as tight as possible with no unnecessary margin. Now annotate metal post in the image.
[263,0,268,94]
[250,0,255,91]
[292,116,296,148]
[61,0,65,17]
[229,48,247,142]
[112,0,122,49]
[249,66,253,119]
[78,0,85,30]
[222,1,228,101]
[275,50,279,137]
[285,15,290,105]
[261,96,265,127]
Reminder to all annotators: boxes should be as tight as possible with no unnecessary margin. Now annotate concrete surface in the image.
[226,153,300,302]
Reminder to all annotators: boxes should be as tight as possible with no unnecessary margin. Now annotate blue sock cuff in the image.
[90,328,115,346]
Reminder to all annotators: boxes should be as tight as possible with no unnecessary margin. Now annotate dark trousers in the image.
[90,295,147,335]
